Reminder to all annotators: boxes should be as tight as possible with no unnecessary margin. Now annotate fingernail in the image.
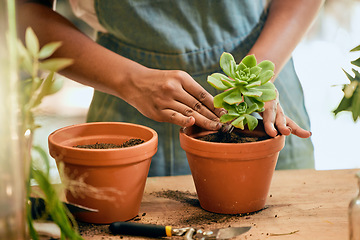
[211,122,221,130]
[309,131,312,136]
[219,110,227,116]
[287,127,292,133]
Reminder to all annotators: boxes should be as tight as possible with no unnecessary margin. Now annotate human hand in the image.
[121,68,224,130]
[260,92,312,138]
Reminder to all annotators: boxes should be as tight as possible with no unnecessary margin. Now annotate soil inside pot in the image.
[73,138,145,149]
[198,130,271,143]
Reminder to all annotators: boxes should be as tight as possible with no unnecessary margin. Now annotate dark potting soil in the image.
[73,138,145,149]
[198,130,270,143]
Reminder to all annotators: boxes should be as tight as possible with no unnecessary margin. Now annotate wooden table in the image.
[79,168,359,240]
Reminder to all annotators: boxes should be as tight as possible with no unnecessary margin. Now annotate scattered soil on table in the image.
[198,130,270,143]
[73,138,145,149]
[151,190,267,226]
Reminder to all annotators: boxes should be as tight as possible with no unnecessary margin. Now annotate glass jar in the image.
[349,171,360,240]
[0,0,27,239]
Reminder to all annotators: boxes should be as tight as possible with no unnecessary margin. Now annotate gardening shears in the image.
[109,222,251,239]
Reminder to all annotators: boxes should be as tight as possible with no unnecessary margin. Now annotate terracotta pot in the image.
[48,122,157,224]
[179,123,285,214]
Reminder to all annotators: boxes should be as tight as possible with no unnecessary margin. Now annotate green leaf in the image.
[242,88,262,97]
[220,113,239,123]
[351,58,360,68]
[39,58,73,72]
[250,66,262,76]
[223,88,243,105]
[257,60,275,73]
[245,114,258,131]
[17,40,33,74]
[25,27,40,57]
[221,78,235,88]
[333,96,352,115]
[30,72,55,108]
[236,62,246,72]
[231,116,245,129]
[39,41,62,59]
[343,69,356,82]
[253,82,277,102]
[241,55,257,68]
[246,102,260,114]
[207,74,229,90]
[213,89,235,108]
[257,69,274,85]
[246,80,261,88]
[350,44,360,52]
[220,52,237,78]
[353,69,360,80]
[352,89,360,121]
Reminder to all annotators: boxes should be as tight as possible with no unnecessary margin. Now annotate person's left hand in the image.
[260,91,312,138]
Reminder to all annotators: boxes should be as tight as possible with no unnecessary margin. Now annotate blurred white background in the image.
[33,0,360,182]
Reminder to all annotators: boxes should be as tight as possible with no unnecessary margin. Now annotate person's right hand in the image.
[119,68,224,130]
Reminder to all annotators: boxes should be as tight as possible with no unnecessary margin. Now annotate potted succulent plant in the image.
[179,52,285,214]
[48,121,158,224]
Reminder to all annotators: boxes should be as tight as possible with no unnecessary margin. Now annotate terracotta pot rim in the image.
[179,126,285,158]
[48,122,158,165]
[179,127,284,146]
[49,121,157,149]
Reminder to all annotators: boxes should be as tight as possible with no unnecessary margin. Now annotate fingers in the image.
[285,117,312,138]
[179,72,225,119]
[262,99,279,137]
[261,98,311,139]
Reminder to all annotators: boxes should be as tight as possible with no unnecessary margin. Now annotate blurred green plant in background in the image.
[334,44,360,122]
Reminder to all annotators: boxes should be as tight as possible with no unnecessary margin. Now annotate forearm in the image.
[16,1,146,99]
[248,0,324,80]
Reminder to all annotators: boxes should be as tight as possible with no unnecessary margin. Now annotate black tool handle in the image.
[109,222,171,238]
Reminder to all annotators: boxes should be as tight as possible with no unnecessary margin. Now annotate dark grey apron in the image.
[87,0,314,176]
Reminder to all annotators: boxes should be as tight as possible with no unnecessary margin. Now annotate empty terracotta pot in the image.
[179,123,285,214]
[48,122,158,224]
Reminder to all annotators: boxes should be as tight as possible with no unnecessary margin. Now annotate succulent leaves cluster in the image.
[334,44,360,122]
[208,52,276,131]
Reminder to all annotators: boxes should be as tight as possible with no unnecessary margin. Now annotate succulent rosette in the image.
[207,52,277,130]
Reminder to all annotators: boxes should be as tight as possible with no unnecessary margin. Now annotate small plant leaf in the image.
[351,89,360,121]
[242,88,262,97]
[257,60,275,73]
[246,80,261,88]
[350,44,360,52]
[253,82,277,102]
[231,116,245,129]
[257,69,274,85]
[207,74,229,90]
[220,113,239,123]
[213,90,234,108]
[39,41,62,59]
[333,96,352,115]
[245,114,258,131]
[220,52,237,78]
[236,62,246,72]
[241,55,257,68]
[343,69,356,82]
[25,27,40,57]
[246,102,260,114]
[223,89,244,105]
[39,58,73,72]
[17,40,33,74]
[351,58,360,68]
[250,66,262,76]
